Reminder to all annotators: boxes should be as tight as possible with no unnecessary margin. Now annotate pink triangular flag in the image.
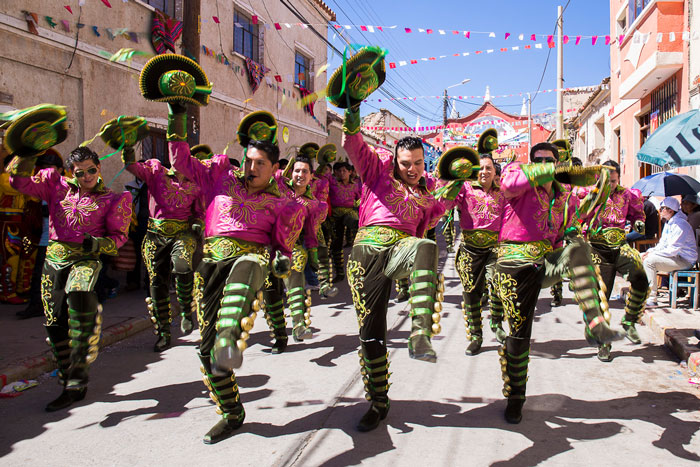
[101,0,112,7]
[563,35,569,44]
[64,5,73,14]
[213,16,220,24]
[575,35,581,45]
[465,31,470,38]
[530,34,536,41]
[592,35,598,45]
[505,32,510,40]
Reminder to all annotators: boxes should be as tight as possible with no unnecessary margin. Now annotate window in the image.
[614,128,621,164]
[651,76,678,126]
[628,0,652,25]
[141,130,168,167]
[638,112,662,178]
[295,52,311,90]
[146,0,176,18]
[234,10,260,62]
[616,8,627,35]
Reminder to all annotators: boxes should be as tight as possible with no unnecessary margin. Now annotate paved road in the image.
[1,250,699,466]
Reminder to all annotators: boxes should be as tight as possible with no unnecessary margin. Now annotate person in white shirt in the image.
[642,197,698,306]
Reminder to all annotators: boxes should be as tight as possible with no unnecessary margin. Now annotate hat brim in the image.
[99,116,150,150]
[299,142,320,158]
[437,146,480,180]
[317,143,337,165]
[139,54,211,106]
[191,144,213,160]
[326,48,386,109]
[3,105,68,157]
[237,111,278,147]
[477,128,498,154]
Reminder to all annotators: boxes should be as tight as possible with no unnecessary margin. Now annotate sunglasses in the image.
[74,167,98,178]
[533,157,556,164]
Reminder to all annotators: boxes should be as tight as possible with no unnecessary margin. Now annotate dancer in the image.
[312,144,339,298]
[580,160,647,361]
[549,139,573,307]
[264,151,327,354]
[493,142,623,424]
[439,137,507,356]
[6,104,132,411]
[327,47,447,432]
[327,160,361,283]
[117,116,203,351]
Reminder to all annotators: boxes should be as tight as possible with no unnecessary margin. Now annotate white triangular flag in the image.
[657,32,663,43]
[419,28,425,33]
[518,33,524,40]
[512,46,519,50]
[669,32,676,41]
[487,49,493,53]
[683,31,690,41]
[399,60,407,66]
[489,32,495,37]
[643,33,650,43]
[367,25,374,33]
[535,43,542,48]
[439,29,445,35]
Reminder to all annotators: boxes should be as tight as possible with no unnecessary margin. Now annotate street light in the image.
[444,78,471,147]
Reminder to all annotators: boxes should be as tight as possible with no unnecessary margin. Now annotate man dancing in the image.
[582,160,647,361]
[327,47,447,432]
[327,160,361,283]
[121,117,203,352]
[493,142,623,424]
[6,104,132,411]
[264,152,327,353]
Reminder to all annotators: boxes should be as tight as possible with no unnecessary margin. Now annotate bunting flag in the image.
[244,57,269,94]
[151,9,182,54]
[45,16,57,29]
[298,86,316,117]
[23,11,39,35]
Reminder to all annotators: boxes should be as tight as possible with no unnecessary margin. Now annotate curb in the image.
[0,316,151,387]
[641,309,699,361]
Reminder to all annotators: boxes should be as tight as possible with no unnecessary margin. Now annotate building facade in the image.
[609,0,689,186]
[569,78,612,165]
[0,0,334,191]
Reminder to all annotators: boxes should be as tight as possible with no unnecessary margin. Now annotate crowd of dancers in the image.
[1,48,650,444]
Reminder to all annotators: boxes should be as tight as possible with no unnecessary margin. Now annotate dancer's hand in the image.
[272,250,291,278]
[82,234,99,253]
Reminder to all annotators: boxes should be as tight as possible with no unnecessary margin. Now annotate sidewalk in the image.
[0,284,153,388]
[637,291,700,362]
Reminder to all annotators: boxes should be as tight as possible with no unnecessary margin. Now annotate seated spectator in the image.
[627,195,659,245]
[681,194,700,234]
[642,197,698,306]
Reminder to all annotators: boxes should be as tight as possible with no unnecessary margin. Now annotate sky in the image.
[323,0,612,126]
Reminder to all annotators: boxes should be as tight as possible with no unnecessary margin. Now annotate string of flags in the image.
[361,115,574,135]
[200,45,329,135]
[362,84,608,103]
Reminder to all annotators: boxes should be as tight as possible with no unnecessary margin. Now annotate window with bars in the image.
[295,51,311,90]
[146,0,176,18]
[628,0,652,25]
[234,10,260,62]
[651,76,678,126]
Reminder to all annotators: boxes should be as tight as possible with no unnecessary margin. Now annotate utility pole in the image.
[443,89,448,148]
[182,0,201,146]
[556,4,564,139]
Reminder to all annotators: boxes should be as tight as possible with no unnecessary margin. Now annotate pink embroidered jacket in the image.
[274,174,327,250]
[126,159,202,221]
[326,173,361,209]
[10,168,131,254]
[499,163,578,248]
[169,141,303,257]
[444,181,505,232]
[579,185,645,230]
[343,133,445,238]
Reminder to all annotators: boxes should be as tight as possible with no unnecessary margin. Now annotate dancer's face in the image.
[395,147,425,187]
[337,167,350,183]
[244,147,278,191]
[479,157,495,188]
[73,160,101,191]
[292,161,312,191]
[608,169,619,190]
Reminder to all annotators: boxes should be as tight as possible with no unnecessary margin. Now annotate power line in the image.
[531,0,572,106]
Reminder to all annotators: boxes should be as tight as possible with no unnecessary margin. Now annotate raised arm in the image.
[9,157,59,202]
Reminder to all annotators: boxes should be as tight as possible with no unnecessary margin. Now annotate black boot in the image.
[290,288,312,342]
[357,342,390,432]
[407,269,443,363]
[501,336,529,424]
[180,314,195,335]
[550,282,563,307]
[175,273,195,335]
[462,298,483,356]
[212,282,262,371]
[45,387,87,412]
[395,278,409,302]
[621,286,647,345]
[45,325,71,386]
[199,354,245,444]
[146,296,172,352]
[65,293,100,391]
[597,343,612,362]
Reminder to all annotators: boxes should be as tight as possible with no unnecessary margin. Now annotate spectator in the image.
[642,197,698,306]
[125,173,149,292]
[627,196,659,245]
[681,194,700,234]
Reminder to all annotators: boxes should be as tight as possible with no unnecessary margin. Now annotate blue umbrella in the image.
[637,109,700,167]
[631,171,700,197]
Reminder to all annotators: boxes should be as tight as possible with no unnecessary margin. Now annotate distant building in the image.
[422,100,550,164]
[569,78,612,165]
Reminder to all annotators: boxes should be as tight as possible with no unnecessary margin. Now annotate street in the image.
[1,249,698,466]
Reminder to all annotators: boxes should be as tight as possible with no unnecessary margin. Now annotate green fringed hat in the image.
[326,47,387,109]
[191,144,213,160]
[99,116,150,150]
[139,54,212,106]
[477,128,499,155]
[298,142,320,159]
[237,111,278,147]
[2,104,68,157]
[316,143,337,165]
[436,146,481,181]
[552,138,572,162]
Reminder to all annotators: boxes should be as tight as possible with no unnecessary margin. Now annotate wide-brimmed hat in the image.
[191,144,213,160]
[436,146,481,180]
[316,143,337,165]
[2,104,68,157]
[477,128,498,154]
[552,139,571,162]
[139,54,212,106]
[99,116,150,150]
[298,142,319,159]
[237,111,277,147]
[326,47,387,109]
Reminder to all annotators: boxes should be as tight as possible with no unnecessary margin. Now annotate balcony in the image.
[618,50,683,99]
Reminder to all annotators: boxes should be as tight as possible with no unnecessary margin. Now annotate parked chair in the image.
[662,228,700,310]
